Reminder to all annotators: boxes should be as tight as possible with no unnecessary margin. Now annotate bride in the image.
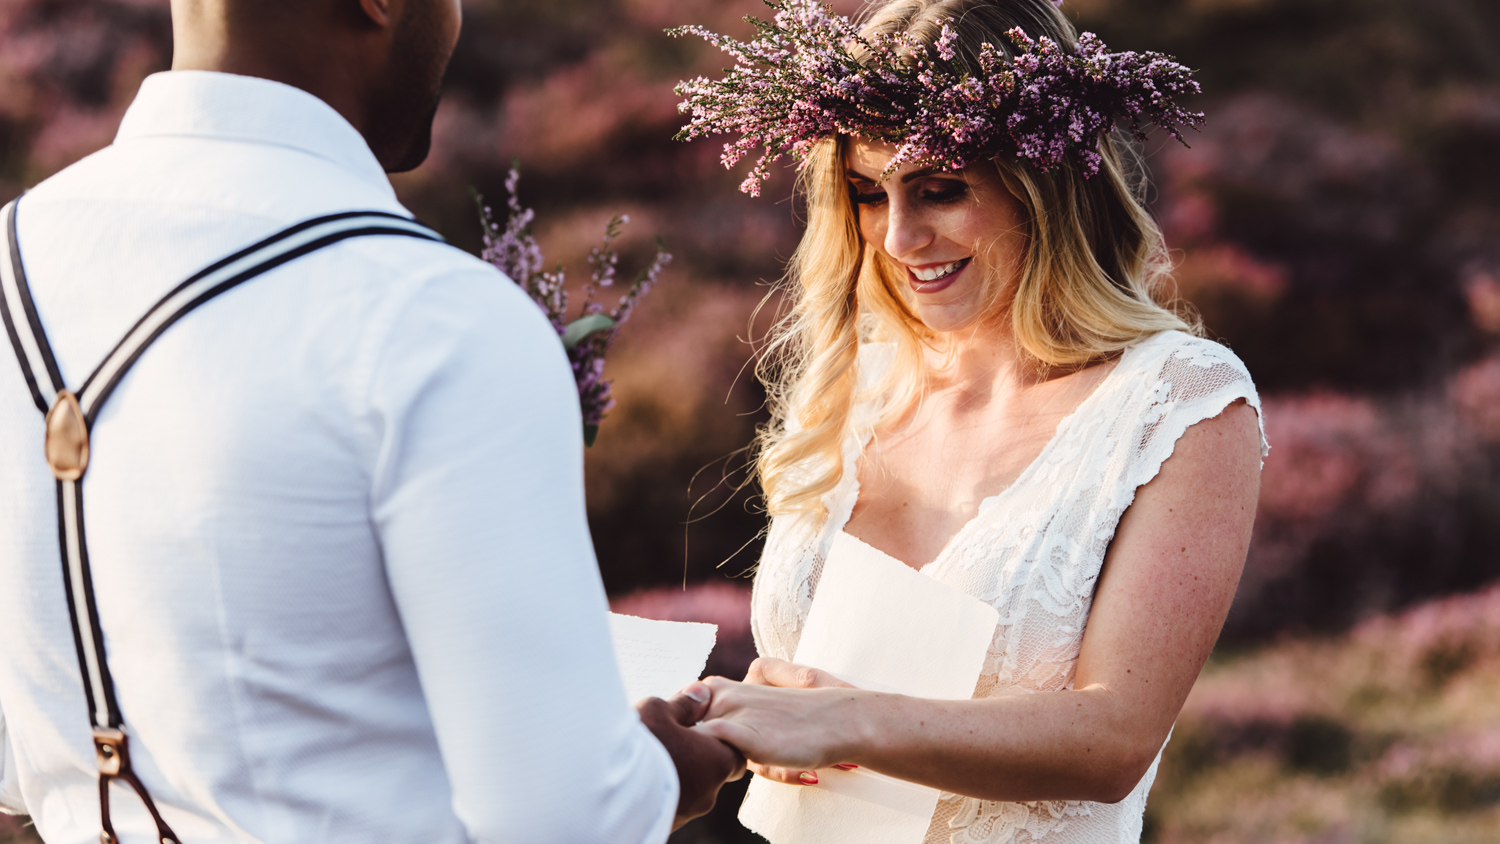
[676,0,1266,840]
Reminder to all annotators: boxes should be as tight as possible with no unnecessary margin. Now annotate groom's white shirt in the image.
[0,71,677,843]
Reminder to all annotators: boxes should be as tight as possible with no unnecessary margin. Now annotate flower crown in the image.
[670,0,1205,196]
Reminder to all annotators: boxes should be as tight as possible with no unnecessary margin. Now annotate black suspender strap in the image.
[1,201,62,412]
[0,198,444,844]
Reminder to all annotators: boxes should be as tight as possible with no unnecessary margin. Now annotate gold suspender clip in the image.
[45,389,89,481]
[92,727,126,777]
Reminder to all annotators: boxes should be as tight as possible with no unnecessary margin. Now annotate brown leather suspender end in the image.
[0,197,444,843]
[95,728,179,844]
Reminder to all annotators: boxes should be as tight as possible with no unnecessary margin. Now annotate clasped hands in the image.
[637,657,866,828]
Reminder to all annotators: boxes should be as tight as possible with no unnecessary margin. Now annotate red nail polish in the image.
[832,763,859,770]
[797,771,818,785]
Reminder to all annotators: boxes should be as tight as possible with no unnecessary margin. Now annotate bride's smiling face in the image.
[847,139,1029,334]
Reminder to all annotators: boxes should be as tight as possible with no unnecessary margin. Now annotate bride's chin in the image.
[913,301,987,335]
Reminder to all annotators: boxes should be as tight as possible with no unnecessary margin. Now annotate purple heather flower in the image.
[669,0,1203,193]
[477,167,672,444]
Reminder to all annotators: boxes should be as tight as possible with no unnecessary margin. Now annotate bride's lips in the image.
[906,258,972,295]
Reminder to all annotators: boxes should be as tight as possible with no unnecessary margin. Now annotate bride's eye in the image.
[920,180,968,204]
[849,183,887,206]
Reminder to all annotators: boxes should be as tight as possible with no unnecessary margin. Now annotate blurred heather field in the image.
[2,0,1499,842]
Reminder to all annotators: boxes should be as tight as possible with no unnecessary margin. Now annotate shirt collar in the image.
[115,71,394,195]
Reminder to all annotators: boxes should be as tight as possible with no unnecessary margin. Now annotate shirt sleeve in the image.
[366,262,677,844]
[0,706,24,814]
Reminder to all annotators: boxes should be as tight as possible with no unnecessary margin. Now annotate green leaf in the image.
[563,313,615,350]
[583,423,599,447]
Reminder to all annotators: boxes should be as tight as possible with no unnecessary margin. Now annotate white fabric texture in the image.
[750,330,1267,844]
[0,71,677,844]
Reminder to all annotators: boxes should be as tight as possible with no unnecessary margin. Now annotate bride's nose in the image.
[883,198,935,262]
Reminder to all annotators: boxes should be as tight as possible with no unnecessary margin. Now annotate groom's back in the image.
[0,71,478,843]
[0,70,677,844]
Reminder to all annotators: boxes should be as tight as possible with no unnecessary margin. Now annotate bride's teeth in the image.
[914,260,966,281]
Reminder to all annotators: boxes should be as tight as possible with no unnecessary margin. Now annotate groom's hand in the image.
[636,682,746,829]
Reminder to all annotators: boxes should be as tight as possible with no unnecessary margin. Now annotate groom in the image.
[0,0,740,841]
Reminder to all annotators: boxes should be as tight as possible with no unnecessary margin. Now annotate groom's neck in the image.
[169,0,386,154]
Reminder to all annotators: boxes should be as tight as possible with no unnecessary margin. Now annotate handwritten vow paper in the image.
[607,612,718,703]
[739,532,1000,844]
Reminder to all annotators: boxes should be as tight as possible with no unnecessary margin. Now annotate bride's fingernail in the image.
[832,763,859,770]
[797,771,818,785]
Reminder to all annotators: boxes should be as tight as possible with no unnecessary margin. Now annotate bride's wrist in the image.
[829,688,891,766]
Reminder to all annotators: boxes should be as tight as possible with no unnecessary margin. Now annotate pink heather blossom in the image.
[1451,352,1500,442]
[1463,269,1500,334]
[669,0,1203,195]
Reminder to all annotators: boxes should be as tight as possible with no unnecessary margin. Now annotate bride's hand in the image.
[696,658,865,786]
[741,657,853,691]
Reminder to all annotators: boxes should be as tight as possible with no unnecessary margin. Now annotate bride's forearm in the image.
[701,669,1170,803]
[847,686,1163,804]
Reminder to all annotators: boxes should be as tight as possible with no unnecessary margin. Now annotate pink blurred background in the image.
[2,0,1498,841]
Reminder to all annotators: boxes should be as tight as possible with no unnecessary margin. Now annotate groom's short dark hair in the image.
[172,0,461,173]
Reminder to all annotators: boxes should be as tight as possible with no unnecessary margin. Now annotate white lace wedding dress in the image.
[749,330,1268,844]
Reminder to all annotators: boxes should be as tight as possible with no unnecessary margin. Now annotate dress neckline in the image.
[837,336,1150,574]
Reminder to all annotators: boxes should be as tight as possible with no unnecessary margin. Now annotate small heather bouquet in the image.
[477,166,671,446]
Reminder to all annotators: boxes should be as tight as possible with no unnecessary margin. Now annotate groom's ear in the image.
[355,0,395,28]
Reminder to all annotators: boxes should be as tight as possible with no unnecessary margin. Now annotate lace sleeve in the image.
[1126,333,1268,502]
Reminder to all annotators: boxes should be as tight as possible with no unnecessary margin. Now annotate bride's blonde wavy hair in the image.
[753,0,1199,519]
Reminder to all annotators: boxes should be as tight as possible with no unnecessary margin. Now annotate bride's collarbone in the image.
[849,427,1039,569]
[847,364,1115,567]
[865,396,1069,489]
[856,434,1032,513]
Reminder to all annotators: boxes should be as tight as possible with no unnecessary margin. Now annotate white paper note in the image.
[739,531,1000,844]
[608,612,718,703]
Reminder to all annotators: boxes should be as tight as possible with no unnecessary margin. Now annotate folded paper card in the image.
[608,612,718,703]
[739,531,1000,844]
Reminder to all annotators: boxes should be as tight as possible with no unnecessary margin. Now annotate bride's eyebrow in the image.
[845,165,955,183]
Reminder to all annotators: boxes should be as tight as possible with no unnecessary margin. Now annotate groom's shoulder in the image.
[330,230,559,347]
[20,142,549,335]
[331,228,527,308]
